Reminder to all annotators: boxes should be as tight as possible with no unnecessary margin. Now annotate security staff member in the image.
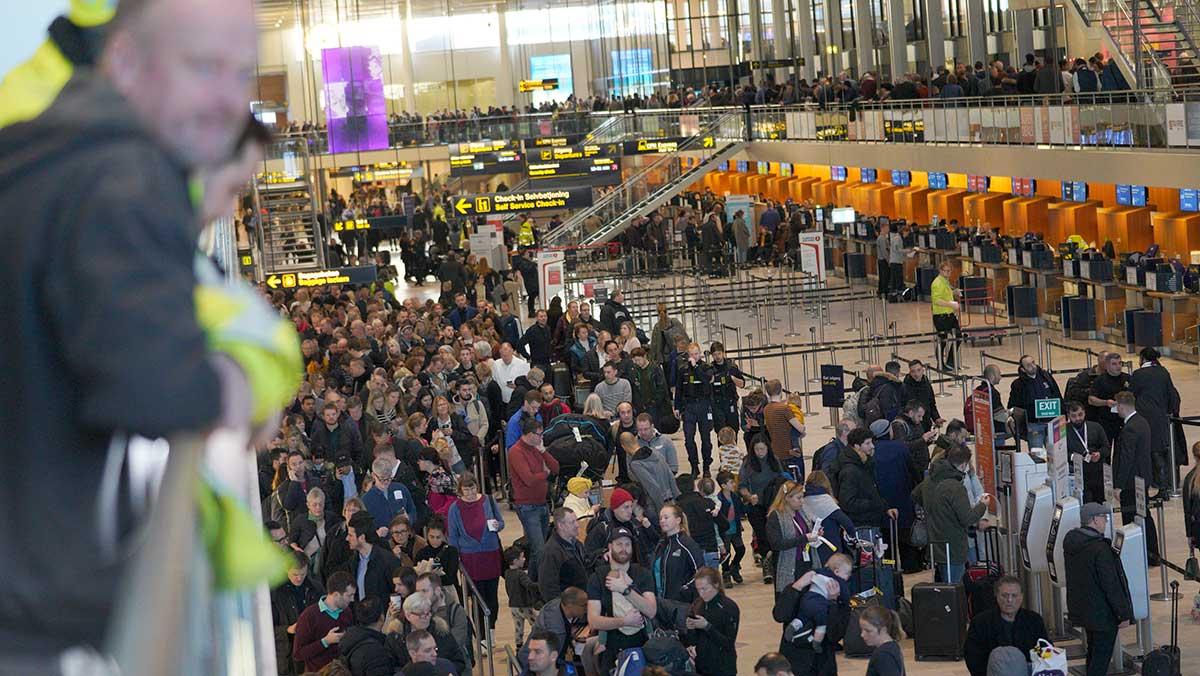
[674,342,714,475]
[709,341,745,441]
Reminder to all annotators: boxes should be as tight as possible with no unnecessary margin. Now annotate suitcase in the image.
[842,591,880,658]
[1141,580,1181,676]
[963,527,1004,619]
[912,544,968,661]
[551,362,572,399]
[850,525,900,610]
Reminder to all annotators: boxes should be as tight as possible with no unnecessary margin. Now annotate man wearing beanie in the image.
[583,487,658,567]
[1063,502,1134,676]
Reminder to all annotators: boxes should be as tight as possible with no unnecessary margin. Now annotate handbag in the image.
[1030,638,1068,676]
[1186,545,1199,581]
[910,505,930,548]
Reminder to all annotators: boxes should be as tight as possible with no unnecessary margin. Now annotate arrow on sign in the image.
[455,197,471,215]
[267,275,281,289]
[702,136,714,148]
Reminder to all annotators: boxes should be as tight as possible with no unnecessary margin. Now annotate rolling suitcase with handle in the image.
[1142,580,1181,676]
[963,526,1004,619]
[912,543,968,661]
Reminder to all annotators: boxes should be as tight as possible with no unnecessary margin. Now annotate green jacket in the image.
[630,362,669,413]
[913,459,986,565]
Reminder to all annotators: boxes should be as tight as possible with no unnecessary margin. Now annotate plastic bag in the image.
[1030,638,1068,676]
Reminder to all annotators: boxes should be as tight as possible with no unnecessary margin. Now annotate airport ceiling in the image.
[256,0,562,28]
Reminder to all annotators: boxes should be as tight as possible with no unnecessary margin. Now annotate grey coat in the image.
[766,509,816,592]
[628,446,681,514]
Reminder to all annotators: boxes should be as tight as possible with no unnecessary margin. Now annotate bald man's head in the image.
[102,0,257,169]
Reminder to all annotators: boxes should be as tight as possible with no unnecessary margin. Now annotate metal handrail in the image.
[543,111,743,247]
[108,434,208,676]
[457,564,496,676]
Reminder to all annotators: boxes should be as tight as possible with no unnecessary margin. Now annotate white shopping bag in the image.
[1030,638,1068,676]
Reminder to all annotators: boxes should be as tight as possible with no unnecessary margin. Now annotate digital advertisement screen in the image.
[928,172,948,190]
[321,46,389,154]
[780,162,793,177]
[529,54,573,105]
[1116,184,1130,205]
[861,168,877,184]
[757,161,770,175]
[609,49,653,96]
[1181,189,1199,212]
[736,160,749,173]
[831,166,847,181]
[891,170,911,187]
[1011,178,1036,198]
[1073,181,1088,202]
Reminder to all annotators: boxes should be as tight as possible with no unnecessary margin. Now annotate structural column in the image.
[824,0,844,76]
[888,0,907,79]
[496,10,516,108]
[795,0,818,80]
[1013,9,1035,64]
[925,0,946,72]
[772,0,792,82]
[398,4,417,114]
[965,0,988,66]
[854,0,875,76]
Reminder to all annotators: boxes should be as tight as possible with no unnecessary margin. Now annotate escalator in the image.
[251,137,326,275]
[542,111,746,247]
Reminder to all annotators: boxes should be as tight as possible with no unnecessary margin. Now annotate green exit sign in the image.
[1035,398,1061,418]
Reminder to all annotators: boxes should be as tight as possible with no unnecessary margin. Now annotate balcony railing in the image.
[264,86,1200,163]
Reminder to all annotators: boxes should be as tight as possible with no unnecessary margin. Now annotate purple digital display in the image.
[322,46,388,154]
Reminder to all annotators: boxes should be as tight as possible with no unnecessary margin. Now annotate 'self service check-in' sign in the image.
[453,188,594,216]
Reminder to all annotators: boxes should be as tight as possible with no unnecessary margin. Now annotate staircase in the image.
[542,111,747,248]
[252,137,325,273]
[1080,0,1200,90]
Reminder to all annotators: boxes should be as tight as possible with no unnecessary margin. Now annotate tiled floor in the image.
[391,266,1200,674]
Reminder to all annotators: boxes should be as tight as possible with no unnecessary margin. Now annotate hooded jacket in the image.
[341,625,401,676]
[0,71,226,654]
[628,445,681,513]
[913,459,986,564]
[1062,526,1134,630]
[600,298,633,336]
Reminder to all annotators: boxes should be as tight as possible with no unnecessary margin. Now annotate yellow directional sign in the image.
[702,135,715,148]
[454,188,593,216]
[265,265,377,290]
[519,78,559,93]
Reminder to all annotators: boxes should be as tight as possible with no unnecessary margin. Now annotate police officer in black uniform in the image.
[674,342,715,475]
[709,341,745,441]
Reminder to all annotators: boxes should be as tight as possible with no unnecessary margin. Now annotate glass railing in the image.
[265,86,1200,162]
[543,111,746,247]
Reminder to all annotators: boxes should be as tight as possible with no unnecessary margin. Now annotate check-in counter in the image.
[1151,211,1200,262]
[1003,196,1052,238]
[1096,205,1153,253]
[896,187,931,223]
[927,189,967,224]
[964,192,1007,231]
[1046,200,1099,245]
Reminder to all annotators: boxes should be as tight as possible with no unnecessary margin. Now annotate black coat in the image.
[341,625,401,676]
[676,491,724,552]
[519,322,554,366]
[1129,363,1181,472]
[538,532,590,602]
[1006,367,1062,421]
[834,447,889,528]
[344,545,401,604]
[964,607,1049,676]
[600,299,633,336]
[270,577,324,675]
[1065,421,1110,503]
[1113,412,1153,491]
[1062,526,1133,630]
[683,593,740,676]
[901,374,939,430]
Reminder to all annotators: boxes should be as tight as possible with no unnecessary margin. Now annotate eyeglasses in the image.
[391,529,409,536]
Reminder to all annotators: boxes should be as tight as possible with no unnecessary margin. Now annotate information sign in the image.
[266,265,377,290]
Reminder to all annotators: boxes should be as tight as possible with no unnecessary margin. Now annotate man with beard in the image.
[586,527,657,673]
[1065,402,1109,505]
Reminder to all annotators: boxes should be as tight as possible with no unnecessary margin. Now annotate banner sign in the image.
[266,265,377,290]
[452,187,594,216]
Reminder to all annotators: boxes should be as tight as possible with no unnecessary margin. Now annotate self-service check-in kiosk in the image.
[1046,497,1080,638]
[1020,485,1055,617]
[1111,521,1152,672]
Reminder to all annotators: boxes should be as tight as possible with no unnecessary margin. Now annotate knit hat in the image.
[869,418,891,439]
[567,477,593,496]
[610,487,635,511]
[986,646,1027,676]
